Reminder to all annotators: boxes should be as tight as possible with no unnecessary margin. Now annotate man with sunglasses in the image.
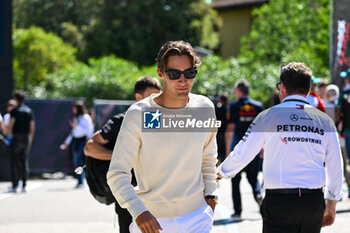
[218,62,343,233]
[107,41,218,233]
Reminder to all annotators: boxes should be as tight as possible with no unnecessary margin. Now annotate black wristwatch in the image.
[205,195,218,203]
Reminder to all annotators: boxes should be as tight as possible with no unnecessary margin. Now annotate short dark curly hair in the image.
[280,62,312,95]
[156,40,201,72]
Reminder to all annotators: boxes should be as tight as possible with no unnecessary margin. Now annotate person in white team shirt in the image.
[107,40,218,233]
[218,62,343,233]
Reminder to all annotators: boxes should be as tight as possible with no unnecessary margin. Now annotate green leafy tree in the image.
[83,0,221,65]
[239,0,330,76]
[43,54,276,105]
[193,55,279,105]
[47,56,158,105]
[188,1,222,51]
[13,0,101,58]
[13,26,77,95]
[13,0,102,35]
[13,0,221,65]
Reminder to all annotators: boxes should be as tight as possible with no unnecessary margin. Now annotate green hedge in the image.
[46,55,279,107]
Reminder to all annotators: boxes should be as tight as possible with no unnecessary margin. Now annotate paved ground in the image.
[0,173,349,233]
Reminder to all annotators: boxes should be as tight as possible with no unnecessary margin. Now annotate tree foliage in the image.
[193,56,279,105]
[13,0,102,58]
[13,26,77,95]
[239,0,330,76]
[11,0,331,106]
[13,0,221,65]
[43,55,276,106]
[13,0,102,35]
[77,0,221,65]
[46,56,158,105]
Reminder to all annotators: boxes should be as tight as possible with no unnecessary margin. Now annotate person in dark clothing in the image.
[225,80,264,218]
[338,68,350,198]
[7,90,35,193]
[84,76,161,233]
[215,95,228,164]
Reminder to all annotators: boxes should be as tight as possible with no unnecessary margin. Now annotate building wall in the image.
[219,8,252,59]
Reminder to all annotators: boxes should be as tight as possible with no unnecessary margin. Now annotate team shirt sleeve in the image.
[324,123,343,200]
[218,113,265,178]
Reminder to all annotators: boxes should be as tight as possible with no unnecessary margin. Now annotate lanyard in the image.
[283,99,309,104]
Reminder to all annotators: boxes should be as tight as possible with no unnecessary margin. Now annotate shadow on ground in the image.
[214,216,260,226]
[336,209,350,214]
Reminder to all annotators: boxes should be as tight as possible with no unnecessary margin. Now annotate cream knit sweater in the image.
[107,93,218,219]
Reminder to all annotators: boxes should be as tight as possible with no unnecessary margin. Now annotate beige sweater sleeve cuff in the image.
[204,178,219,197]
[128,199,149,219]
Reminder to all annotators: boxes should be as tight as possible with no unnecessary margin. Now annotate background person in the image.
[215,94,228,164]
[218,62,343,233]
[107,40,218,233]
[338,68,350,198]
[307,76,326,112]
[84,76,161,233]
[61,100,94,188]
[324,84,339,122]
[225,80,264,218]
[270,89,281,107]
[324,84,350,197]
[318,78,329,101]
[7,90,35,193]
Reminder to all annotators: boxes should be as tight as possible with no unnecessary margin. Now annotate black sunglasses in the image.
[165,67,197,80]
[276,81,281,90]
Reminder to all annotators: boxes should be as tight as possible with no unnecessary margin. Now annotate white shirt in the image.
[218,95,343,200]
[64,113,94,145]
[3,113,11,127]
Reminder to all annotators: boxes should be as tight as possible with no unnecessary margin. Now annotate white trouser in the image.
[130,204,214,233]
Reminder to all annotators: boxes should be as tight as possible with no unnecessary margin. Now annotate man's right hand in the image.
[135,211,163,233]
[322,200,336,227]
[60,143,68,150]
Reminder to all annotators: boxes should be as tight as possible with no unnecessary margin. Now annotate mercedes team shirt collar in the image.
[282,95,309,104]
